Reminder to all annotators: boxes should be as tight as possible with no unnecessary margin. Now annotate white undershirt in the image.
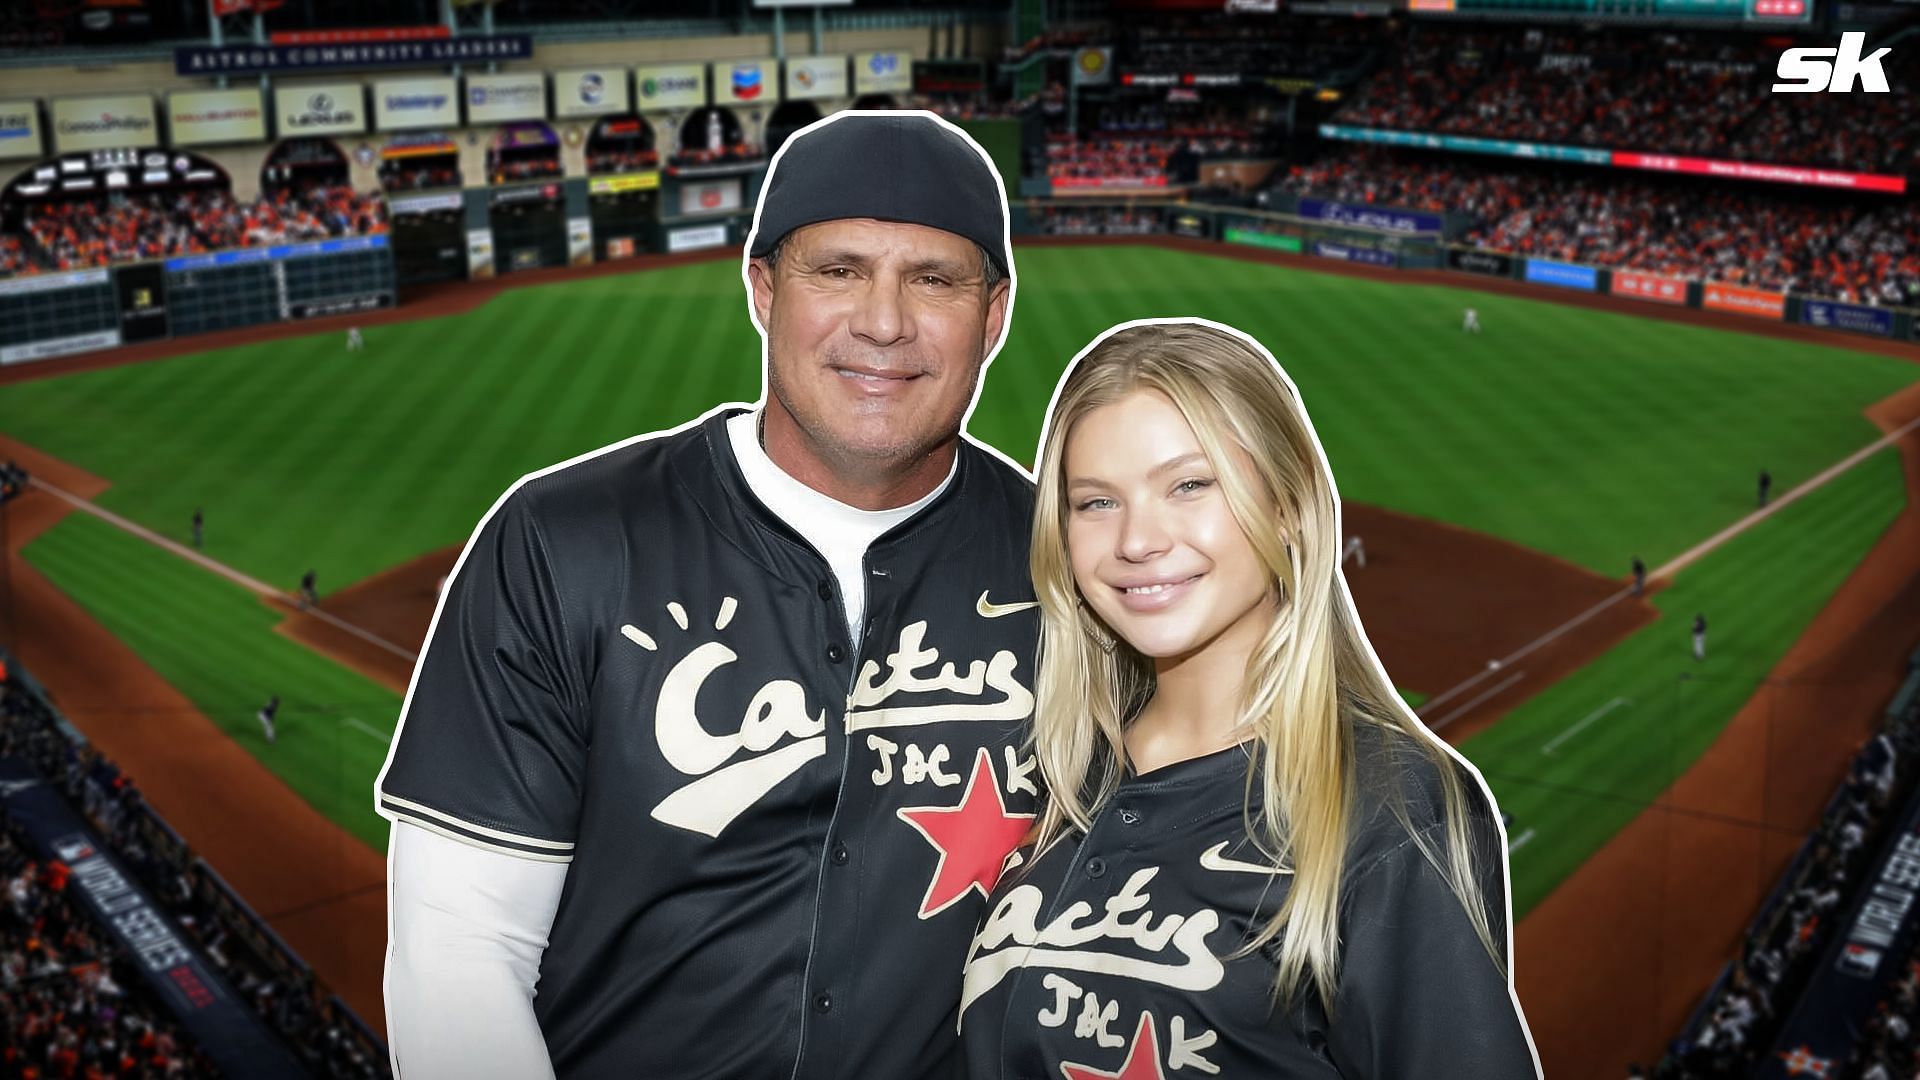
[726,409,953,645]
[387,409,956,1078]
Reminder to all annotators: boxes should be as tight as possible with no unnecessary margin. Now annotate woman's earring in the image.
[1079,602,1116,654]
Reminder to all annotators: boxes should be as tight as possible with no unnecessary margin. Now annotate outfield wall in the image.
[0,236,394,365]
[1023,198,1920,347]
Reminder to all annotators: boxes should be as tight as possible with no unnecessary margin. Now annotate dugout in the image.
[488,182,568,273]
[386,192,466,286]
[585,116,660,260]
[261,138,348,194]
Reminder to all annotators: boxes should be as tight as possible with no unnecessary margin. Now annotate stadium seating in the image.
[1032,206,1162,236]
[489,158,564,185]
[0,819,219,1079]
[1274,147,1920,306]
[7,186,386,277]
[0,661,384,1079]
[1654,664,1920,1078]
[585,147,659,174]
[1331,24,1916,174]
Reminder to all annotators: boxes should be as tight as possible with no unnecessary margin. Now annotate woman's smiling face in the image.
[1063,388,1274,665]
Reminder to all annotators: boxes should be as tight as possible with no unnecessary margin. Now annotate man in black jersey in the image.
[377,111,1041,1079]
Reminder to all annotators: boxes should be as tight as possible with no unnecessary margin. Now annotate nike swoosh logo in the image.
[1200,841,1292,876]
[977,591,1039,618]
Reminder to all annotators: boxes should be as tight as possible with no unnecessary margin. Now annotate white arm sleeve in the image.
[386,820,569,1080]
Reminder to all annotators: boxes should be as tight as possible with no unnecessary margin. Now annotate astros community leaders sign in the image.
[175,34,531,76]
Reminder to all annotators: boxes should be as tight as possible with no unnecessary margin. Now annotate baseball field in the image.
[2,240,1917,1057]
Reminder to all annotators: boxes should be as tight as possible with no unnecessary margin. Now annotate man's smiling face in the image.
[749,217,1008,471]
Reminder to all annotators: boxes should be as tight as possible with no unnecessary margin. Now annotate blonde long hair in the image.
[1028,319,1504,1011]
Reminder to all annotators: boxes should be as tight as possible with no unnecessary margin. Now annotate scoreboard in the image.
[1408,0,1810,22]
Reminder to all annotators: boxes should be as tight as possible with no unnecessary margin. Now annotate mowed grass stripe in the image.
[1464,447,1906,916]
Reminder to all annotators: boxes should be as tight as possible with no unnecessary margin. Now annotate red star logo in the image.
[896,747,1034,919]
[1060,1013,1166,1080]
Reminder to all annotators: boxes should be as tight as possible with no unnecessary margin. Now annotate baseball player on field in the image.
[376,112,1037,1079]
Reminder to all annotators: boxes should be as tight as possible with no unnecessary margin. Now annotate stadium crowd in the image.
[585,147,659,174]
[1045,134,1175,187]
[1332,24,1915,174]
[1275,147,1920,305]
[0,824,217,1079]
[7,186,387,277]
[1851,953,1920,1080]
[666,142,763,170]
[488,157,563,186]
[1650,705,1919,1079]
[1119,13,1380,80]
[0,665,383,1079]
[1032,205,1163,236]
[377,163,459,193]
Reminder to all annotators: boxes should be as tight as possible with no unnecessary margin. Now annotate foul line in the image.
[1428,671,1527,729]
[1420,416,1920,731]
[1655,413,1920,581]
[1541,697,1633,756]
[1507,827,1536,855]
[26,477,418,663]
[344,717,390,743]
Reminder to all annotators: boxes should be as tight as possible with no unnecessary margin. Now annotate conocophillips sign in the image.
[554,69,628,117]
[167,88,265,146]
[276,84,364,135]
[636,64,705,111]
[374,77,458,131]
[0,101,43,160]
[51,95,157,153]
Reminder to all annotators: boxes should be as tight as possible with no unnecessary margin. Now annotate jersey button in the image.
[818,580,833,601]
[813,991,833,1014]
[1118,808,1140,825]
[1086,857,1107,879]
[831,841,850,865]
[826,643,846,663]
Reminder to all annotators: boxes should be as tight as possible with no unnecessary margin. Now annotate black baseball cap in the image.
[747,111,1011,279]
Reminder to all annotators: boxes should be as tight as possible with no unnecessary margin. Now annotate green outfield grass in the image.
[1,246,1911,593]
[24,511,399,849]
[1463,447,1906,915]
[2,244,1915,884]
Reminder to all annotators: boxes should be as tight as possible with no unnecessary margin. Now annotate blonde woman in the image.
[959,320,1538,1078]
